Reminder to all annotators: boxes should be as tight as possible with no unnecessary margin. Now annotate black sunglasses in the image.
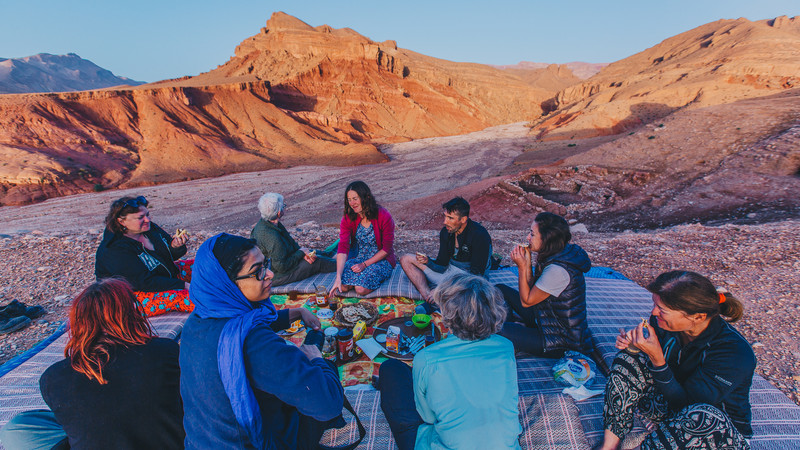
[234,258,272,281]
[116,195,148,209]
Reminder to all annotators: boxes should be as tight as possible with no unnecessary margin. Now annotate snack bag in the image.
[552,351,597,388]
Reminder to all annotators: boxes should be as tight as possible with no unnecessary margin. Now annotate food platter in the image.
[372,316,442,361]
[277,319,305,336]
[334,302,379,327]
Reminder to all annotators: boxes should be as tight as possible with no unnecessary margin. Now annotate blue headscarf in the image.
[189,233,278,449]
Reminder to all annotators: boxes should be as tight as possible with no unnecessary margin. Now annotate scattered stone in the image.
[570,223,589,234]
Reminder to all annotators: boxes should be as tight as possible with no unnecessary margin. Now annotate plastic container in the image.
[315,285,328,307]
[322,327,339,362]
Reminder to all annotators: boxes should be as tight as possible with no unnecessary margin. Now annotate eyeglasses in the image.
[116,196,148,209]
[234,258,272,281]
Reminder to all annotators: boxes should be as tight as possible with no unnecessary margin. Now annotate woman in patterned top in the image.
[329,181,396,297]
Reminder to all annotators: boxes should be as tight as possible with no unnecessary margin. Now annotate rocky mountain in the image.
[532,16,800,140]
[0,53,143,94]
[495,61,608,80]
[494,64,582,93]
[0,12,571,206]
[184,12,559,142]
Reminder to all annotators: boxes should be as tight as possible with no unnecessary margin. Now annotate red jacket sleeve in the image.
[377,208,396,266]
[337,215,353,255]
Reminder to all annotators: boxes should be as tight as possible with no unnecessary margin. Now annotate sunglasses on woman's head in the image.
[235,258,272,281]
[116,196,148,209]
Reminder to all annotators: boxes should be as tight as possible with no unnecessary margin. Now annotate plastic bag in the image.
[552,351,597,388]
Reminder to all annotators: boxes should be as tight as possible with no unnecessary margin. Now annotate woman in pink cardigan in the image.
[329,181,396,297]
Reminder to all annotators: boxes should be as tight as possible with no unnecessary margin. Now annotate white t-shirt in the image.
[534,264,570,297]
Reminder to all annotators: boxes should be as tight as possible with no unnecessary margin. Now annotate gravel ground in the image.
[1,219,798,405]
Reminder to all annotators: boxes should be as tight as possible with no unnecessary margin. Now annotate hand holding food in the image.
[415,252,429,264]
[615,327,634,350]
[299,307,321,331]
[510,244,531,267]
[171,228,189,248]
[631,318,664,365]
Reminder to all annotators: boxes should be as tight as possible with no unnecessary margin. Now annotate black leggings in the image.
[378,360,423,450]
[497,284,564,358]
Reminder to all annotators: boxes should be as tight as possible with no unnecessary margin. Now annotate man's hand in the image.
[416,252,429,265]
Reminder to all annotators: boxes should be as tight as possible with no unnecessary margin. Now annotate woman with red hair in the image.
[0,278,184,450]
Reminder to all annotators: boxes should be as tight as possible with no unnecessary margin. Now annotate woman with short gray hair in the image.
[379,272,522,449]
[250,193,336,286]
[257,192,284,221]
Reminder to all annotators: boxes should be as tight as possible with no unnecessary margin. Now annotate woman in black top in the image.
[0,278,184,450]
[597,270,754,450]
[95,195,194,316]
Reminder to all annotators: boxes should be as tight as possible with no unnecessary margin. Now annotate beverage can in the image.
[337,328,354,362]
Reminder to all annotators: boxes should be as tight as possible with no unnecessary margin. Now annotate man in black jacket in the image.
[399,197,492,303]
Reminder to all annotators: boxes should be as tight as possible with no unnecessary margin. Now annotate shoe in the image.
[0,300,46,319]
[0,313,31,334]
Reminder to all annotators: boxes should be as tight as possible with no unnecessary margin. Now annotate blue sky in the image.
[1,0,796,82]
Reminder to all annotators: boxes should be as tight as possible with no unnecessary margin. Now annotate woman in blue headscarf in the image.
[179,233,344,449]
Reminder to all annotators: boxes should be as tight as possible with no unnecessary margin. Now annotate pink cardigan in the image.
[337,206,396,267]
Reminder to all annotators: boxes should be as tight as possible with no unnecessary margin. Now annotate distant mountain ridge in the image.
[0,53,144,94]
[494,61,608,79]
[0,12,574,206]
[532,15,800,140]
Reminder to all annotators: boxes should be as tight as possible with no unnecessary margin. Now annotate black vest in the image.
[533,244,593,354]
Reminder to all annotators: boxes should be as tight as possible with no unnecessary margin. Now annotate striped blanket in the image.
[2,272,799,449]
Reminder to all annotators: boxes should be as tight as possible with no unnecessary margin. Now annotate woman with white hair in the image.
[378,272,522,450]
[250,193,336,286]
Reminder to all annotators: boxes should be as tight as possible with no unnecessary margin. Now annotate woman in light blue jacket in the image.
[379,272,521,450]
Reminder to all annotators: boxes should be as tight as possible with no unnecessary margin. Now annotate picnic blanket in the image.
[271,265,629,300]
[2,272,800,449]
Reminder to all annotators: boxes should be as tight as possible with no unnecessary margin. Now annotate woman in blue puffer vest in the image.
[497,212,592,357]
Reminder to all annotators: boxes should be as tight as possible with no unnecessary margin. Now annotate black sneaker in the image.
[0,300,46,319]
[0,314,31,334]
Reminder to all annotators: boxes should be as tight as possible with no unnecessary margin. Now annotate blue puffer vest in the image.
[533,244,592,354]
